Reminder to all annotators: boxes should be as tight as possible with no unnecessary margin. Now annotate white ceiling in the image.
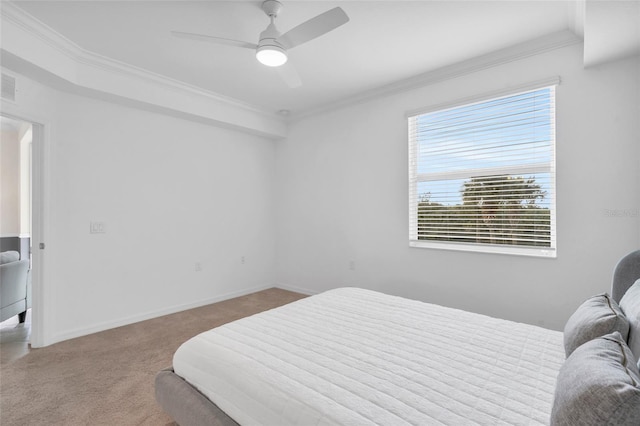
[10,0,580,116]
[583,0,640,66]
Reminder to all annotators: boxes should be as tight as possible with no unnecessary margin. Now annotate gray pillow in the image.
[0,251,20,264]
[563,293,629,357]
[620,279,640,364]
[551,331,640,426]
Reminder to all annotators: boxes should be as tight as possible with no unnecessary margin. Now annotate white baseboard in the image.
[275,282,319,296]
[51,284,274,345]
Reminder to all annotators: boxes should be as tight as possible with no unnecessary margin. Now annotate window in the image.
[408,81,557,257]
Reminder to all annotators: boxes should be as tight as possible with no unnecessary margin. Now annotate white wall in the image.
[275,44,640,330]
[5,75,276,344]
[0,126,21,236]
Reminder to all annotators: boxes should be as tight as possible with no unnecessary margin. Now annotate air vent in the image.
[1,73,16,102]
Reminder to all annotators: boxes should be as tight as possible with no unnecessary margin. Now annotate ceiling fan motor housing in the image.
[256,2,287,66]
[256,21,287,66]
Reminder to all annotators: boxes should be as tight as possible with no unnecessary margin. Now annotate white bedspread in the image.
[173,288,564,425]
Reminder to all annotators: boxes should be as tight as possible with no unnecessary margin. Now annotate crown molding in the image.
[290,29,582,122]
[1,2,287,139]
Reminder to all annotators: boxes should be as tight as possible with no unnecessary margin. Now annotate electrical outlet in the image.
[349,260,355,271]
[90,222,106,234]
[195,262,202,272]
[241,256,245,265]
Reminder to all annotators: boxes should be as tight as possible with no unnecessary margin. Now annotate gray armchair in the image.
[0,251,31,323]
[612,249,640,303]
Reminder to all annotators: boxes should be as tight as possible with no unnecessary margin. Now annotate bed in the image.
[156,250,640,425]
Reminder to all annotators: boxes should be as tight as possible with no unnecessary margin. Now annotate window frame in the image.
[407,78,559,258]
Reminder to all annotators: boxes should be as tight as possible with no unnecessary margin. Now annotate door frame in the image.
[1,110,49,348]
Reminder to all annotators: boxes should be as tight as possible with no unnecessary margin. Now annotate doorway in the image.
[0,113,45,351]
[0,115,32,360]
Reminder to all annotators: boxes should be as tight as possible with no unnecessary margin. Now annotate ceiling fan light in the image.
[256,45,288,67]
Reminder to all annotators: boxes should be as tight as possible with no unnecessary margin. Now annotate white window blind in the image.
[408,84,556,257]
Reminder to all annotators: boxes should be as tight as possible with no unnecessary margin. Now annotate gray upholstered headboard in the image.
[612,249,640,303]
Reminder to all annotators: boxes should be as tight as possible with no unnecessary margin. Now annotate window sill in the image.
[409,240,557,258]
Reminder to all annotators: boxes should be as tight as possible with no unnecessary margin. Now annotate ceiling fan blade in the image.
[277,7,349,50]
[276,63,302,88]
[171,31,258,50]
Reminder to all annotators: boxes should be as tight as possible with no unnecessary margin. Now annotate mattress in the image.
[173,288,565,425]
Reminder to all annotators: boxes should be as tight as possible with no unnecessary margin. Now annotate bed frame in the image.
[155,250,640,426]
[155,368,238,425]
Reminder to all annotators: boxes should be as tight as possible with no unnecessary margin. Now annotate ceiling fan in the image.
[172,0,349,88]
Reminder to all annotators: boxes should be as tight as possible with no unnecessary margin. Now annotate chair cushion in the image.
[563,293,628,357]
[0,251,20,265]
[620,279,640,365]
[551,331,640,426]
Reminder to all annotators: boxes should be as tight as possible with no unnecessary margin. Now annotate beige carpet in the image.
[0,288,306,425]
